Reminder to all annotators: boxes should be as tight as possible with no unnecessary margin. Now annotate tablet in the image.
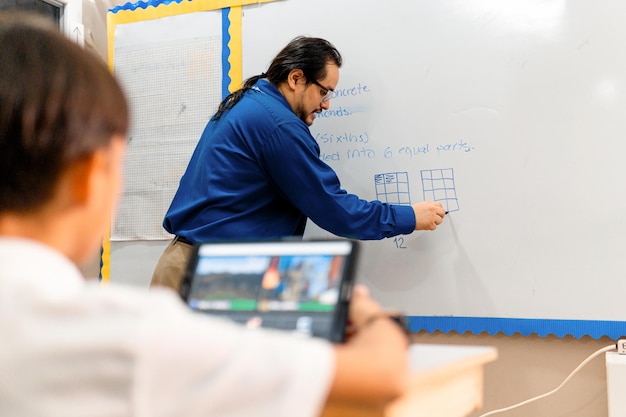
[179,239,359,343]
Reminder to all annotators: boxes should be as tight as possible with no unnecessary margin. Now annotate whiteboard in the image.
[241,0,626,338]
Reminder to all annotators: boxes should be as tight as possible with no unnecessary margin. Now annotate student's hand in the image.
[411,201,446,230]
[331,284,410,403]
[345,285,384,338]
[344,285,409,346]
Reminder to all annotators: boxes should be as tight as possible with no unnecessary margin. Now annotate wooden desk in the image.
[322,344,497,417]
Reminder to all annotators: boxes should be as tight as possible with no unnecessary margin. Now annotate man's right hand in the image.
[411,201,446,231]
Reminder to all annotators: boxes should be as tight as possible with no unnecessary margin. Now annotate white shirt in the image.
[0,238,334,417]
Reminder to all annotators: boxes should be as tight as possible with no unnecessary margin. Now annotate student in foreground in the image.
[0,13,410,417]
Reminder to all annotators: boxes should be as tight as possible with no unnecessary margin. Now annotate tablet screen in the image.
[181,240,357,342]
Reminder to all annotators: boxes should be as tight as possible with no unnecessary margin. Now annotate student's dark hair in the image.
[0,13,129,212]
[212,36,342,120]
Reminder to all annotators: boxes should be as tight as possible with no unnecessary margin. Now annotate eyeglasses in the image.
[310,79,334,103]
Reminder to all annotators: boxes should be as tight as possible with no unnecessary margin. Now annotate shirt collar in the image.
[0,237,84,292]
[253,79,294,113]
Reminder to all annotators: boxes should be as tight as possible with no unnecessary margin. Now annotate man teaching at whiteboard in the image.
[151,36,446,290]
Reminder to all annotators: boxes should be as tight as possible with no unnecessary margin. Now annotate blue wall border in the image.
[110,0,184,13]
[221,7,231,99]
[407,316,626,340]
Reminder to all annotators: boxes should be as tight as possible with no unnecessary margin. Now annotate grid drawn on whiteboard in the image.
[420,168,460,212]
[374,172,411,205]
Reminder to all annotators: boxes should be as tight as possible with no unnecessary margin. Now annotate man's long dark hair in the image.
[212,36,342,120]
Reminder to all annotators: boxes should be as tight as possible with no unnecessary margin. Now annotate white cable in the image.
[477,343,616,417]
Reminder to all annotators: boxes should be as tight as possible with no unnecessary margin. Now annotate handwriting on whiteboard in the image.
[317,135,476,161]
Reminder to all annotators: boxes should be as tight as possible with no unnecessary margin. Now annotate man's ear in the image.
[287,69,305,90]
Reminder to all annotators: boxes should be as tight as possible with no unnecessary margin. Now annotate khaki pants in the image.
[150,237,194,291]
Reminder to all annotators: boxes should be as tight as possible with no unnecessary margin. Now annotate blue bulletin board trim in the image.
[407,316,626,340]
[110,0,182,13]
[109,0,276,13]
[221,8,231,99]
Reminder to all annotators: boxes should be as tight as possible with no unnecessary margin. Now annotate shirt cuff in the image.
[393,205,416,235]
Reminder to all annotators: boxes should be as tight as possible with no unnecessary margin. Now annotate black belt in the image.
[174,235,193,245]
